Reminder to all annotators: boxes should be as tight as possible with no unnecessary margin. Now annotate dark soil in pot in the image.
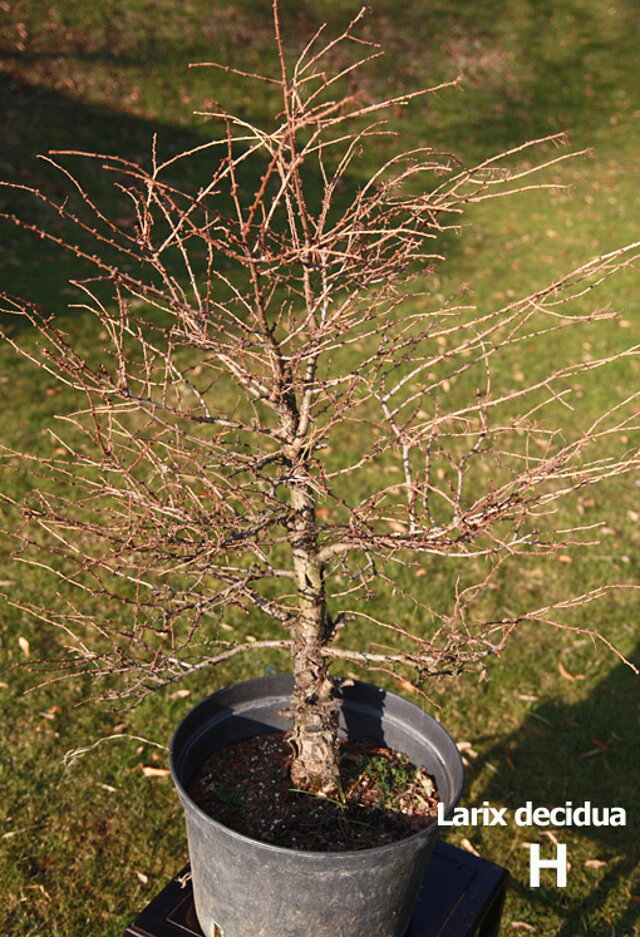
[187,730,440,851]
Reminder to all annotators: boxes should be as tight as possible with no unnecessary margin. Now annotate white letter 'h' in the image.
[529,843,567,887]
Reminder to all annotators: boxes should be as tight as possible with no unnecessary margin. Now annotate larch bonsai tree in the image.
[1,4,638,792]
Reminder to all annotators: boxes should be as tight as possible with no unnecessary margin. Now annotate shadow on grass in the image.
[476,643,640,934]
[2,0,638,165]
[0,73,218,315]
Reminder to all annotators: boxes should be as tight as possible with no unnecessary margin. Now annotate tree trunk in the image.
[287,482,340,792]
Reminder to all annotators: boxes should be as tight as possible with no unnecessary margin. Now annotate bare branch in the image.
[2,3,638,784]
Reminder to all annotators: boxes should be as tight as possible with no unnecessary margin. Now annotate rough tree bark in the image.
[279,369,340,789]
[288,480,340,790]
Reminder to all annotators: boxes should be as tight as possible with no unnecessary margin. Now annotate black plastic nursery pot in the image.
[170,674,464,937]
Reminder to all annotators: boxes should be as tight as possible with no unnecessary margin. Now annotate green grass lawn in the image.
[1,2,639,934]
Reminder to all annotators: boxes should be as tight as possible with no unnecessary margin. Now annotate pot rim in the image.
[170,673,464,861]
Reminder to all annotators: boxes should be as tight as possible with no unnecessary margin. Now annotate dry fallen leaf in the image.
[584,859,607,869]
[168,689,192,700]
[459,837,480,857]
[140,765,170,778]
[135,871,149,884]
[39,709,58,721]
[557,661,585,682]
[580,747,604,759]
[18,636,30,658]
[22,883,51,901]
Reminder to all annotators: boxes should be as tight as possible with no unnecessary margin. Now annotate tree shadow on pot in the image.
[473,642,640,934]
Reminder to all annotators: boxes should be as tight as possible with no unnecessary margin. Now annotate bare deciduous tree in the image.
[1,5,639,790]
